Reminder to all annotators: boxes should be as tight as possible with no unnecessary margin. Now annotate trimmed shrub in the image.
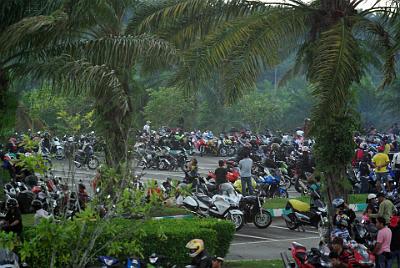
[11,217,234,267]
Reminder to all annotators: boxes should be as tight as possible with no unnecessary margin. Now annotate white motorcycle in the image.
[181,183,244,230]
[51,137,65,160]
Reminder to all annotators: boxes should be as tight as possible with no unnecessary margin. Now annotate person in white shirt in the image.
[392,151,400,183]
[32,200,51,225]
[143,121,151,135]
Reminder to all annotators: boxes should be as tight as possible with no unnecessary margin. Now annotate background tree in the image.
[0,0,176,167]
[141,0,397,205]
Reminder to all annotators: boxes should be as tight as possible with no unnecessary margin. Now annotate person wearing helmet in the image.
[32,200,50,225]
[364,194,379,218]
[1,198,23,236]
[186,239,212,268]
[369,192,396,224]
[331,215,351,242]
[332,198,356,233]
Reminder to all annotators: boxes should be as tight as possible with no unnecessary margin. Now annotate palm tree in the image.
[140,0,397,203]
[0,0,58,137]
[0,0,176,166]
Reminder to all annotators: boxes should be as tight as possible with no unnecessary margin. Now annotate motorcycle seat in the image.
[295,252,307,262]
[197,194,213,206]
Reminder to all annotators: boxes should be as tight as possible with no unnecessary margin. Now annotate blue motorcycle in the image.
[256,170,288,198]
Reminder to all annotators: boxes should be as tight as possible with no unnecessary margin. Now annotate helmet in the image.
[6,198,18,209]
[186,239,205,258]
[367,193,377,201]
[32,200,43,210]
[296,130,304,137]
[271,143,280,151]
[302,146,310,152]
[68,137,74,142]
[337,215,349,228]
[359,142,368,150]
[332,198,345,209]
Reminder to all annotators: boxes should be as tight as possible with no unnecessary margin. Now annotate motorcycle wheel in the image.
[228,212,244,231]
[285,213,298,230]
[284,175,292,189]
[253,209,272,228]
[218,146,228,157]
[55,148,64,160]
[317,221,329,242]
[228,146,236,157]
[294,179,305,194]
[158,160,169,170]
[199,145,205,157]
[87,156,100,170]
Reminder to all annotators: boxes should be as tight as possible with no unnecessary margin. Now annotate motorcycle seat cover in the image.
[288,199,310,212]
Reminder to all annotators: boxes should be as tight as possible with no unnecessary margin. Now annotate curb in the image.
[152,214,193,220]
[266,203,367,217]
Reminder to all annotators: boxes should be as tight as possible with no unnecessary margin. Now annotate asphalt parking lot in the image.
[51,156,311,260]
[227,217,320,260]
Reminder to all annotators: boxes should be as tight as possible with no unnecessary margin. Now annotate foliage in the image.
[14,153,49,176]
[21,85,94,134]
[144,87,196,129]
[2,217,234,267]
[0,90,17,140]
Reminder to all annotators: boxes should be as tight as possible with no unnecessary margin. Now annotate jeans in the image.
[241,177,254,196]
[391,250,400,268]
[376,172,389,193]
[377,252,392,268]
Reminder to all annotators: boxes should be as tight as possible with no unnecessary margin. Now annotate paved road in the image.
[50,156,306,260]
[227,217,320,260]
[50,156,300,197]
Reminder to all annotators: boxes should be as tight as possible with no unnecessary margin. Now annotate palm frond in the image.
[309,19,363,116]
[173,8,308,102]
[27,55,130,118]
[354,17,396,88]
[0,10,69,59]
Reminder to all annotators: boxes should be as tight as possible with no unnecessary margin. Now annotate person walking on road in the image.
[239,153,253,196]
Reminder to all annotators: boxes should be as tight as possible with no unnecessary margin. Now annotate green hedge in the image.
[19,217,235,267]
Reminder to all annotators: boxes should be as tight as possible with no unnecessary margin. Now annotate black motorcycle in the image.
[74,143,99,170]
[239,194,272,228]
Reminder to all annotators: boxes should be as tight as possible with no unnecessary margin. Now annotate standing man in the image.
[373,147,390,193]
[370,193,396,224]
[143,121,151,135]
[214,160,228,188]
[374,217,392,268]
[239,153,253,196]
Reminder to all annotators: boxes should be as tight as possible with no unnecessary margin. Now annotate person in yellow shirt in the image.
[372,147,390,193]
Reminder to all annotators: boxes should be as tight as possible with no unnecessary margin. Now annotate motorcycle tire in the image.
[294,179,304,194]
[218,146,228,157]
[228,211,244,231]
[157,160,169,170]
[285,213,298,230]
[55,148,64,160]
[253,209,272,228]
[199,145,205,157]
[284,175,292,189]
[87,156,100,170]
[228,146,237,157]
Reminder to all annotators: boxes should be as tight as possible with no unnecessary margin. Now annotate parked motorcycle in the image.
[289,242,331,268]
[51,137,64,160]
[239,194,272,228]
[181,183,244,230]
[282,190,328,239]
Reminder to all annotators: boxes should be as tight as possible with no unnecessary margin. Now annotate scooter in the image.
[181,183,244,230]
[282,190,328,239]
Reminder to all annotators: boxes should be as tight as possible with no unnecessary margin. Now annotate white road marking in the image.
[269,225,319,234]
[234,233,276,241]
[231,236,320,246]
